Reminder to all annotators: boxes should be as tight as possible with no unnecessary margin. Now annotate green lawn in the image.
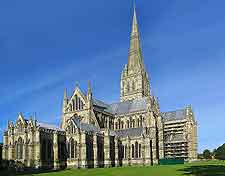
[2,160,225,176]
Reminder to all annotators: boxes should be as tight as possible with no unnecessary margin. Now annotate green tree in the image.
[215,143,225,160]
[203,149,211,159]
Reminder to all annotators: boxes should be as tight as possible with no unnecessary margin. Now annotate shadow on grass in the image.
[19,169,68,176]
[0,168,69,176]
[179,165,225,176]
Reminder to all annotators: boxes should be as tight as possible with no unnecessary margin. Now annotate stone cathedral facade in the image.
[2,7,197,169]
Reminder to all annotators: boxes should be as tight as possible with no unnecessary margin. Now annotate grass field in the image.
[2,160,225,176]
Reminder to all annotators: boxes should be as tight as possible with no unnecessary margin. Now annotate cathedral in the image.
[2,6,198,169]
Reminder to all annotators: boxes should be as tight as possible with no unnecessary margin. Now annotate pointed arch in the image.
[17,120,23,133]
[139,143,141,158]
[78,97,81,110]
[140,115,143,127]
[132,80,135,90]
[137,118,140,127]
[70,138,75,158]
[75,140,78,158]
[127,81,130,93]
[132,144,135,158]
[125,144,128,159]
[81,101,84,110]
[132,119,135,128]
[121,121,124,129]
[72,99,75,111]
[115,122,118,129]
[122,145,125,159]
[135,141,138,158]
[16,137,23,159]
[127,120,130,128]
[75,95,78,110]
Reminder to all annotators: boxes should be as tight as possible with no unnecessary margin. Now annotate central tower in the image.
[120,6,150,102]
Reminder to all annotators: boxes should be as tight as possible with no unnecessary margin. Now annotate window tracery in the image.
[16,137,23,159]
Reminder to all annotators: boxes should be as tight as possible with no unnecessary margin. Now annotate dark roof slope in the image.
[37,122,65,132]
[164,133,185,143]
[161,109,186,122]
[114,128,144,138]
[92,97,148,115]
[72,117,100,133]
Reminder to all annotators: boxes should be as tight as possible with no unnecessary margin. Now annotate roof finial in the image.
[75,81,79,88]
[87,80,92,102]
[88,80,91,94]
[64,88,68,100]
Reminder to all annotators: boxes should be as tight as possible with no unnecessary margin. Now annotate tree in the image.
[214,143,225,160]
[203,149,211,159]
[212,149,217,158]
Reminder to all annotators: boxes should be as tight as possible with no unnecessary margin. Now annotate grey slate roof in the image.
[72,118,100,133]
[161,109,187,122]
[92,98,109,109]
[114,128,144,138]
[165,133,185,142]
[37,122,64,132]
[92,97,148,115]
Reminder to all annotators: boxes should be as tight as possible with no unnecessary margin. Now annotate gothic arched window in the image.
[67,140,70,159]
[132,144,135,158]
[127,82,130,93]
[125,145,128,159]
[127,120,130,128]
[78,97,81,110]
[75,141,77,158]
[16,137,23,159]
[132,119,135,128]
[122,145,125,159]
[70,138,75,158]
[135,141,138,158]
[17,121,23,133]
[140,116,143,127]
[81,101,84,110]
[132,81,135,90]
[121,121,124,129]
[115,122,118,130]
[139,144,141,158]
[72,99,75,111]
[75,95,78,110]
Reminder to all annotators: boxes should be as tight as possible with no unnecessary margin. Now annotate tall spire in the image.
[120,4,151,102]
[128,3,144,71]
[132,2,138,34]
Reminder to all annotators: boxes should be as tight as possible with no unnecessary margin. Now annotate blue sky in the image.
[1,0,225,152]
